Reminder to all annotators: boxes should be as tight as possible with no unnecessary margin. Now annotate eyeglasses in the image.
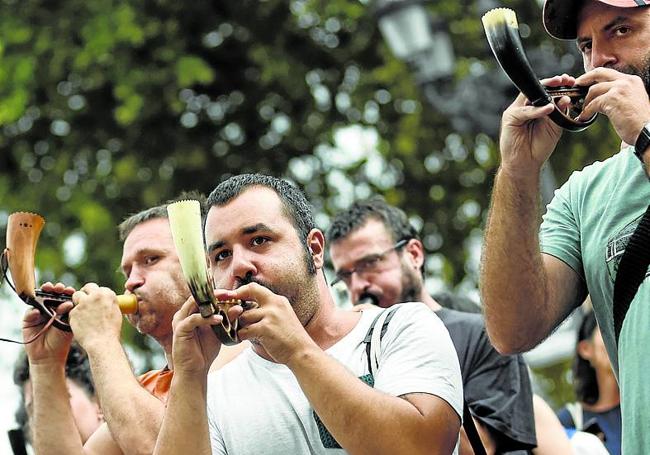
[331,239,409,287]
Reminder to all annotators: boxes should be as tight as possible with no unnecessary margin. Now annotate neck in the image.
[584,368,620,411]
[418,288,442,312]
[151,332,174,370]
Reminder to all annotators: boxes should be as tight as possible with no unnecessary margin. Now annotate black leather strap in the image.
[613,204,650,344]
[463,402,487,455]
[8,429,28,455]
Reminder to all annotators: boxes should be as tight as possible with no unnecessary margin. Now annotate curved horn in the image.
[167,199,256,346]
[5,212,44,299]
[482,8,596,132]
[3,212,138,334]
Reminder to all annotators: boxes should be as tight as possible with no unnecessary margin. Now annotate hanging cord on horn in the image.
[0,254,59,344]
[0,312,58,345]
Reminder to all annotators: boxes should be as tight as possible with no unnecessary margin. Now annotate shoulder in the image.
[435,308,486,344]
[561,148,638,192]
[436,307,483,328]
[387,302,443,331]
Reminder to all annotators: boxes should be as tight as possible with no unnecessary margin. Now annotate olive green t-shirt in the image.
[540,147,650,452]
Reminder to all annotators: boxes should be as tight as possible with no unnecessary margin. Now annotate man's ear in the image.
[404,238,425,271]
[307,229,325,269]
[577,339,594,361]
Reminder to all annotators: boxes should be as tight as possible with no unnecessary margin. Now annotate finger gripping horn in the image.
[482,8,597,132]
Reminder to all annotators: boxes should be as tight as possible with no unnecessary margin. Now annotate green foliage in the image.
[0,0,620,371]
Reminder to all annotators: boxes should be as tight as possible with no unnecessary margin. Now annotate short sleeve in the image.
[540,175,584,280]
[373,302,464,419]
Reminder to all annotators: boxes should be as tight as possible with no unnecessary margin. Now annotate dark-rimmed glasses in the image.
[330,239,409,287]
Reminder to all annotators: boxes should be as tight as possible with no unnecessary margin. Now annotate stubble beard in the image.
[398,261,424,304]
[127,275,188,340]
[237,254,319,326]
[617,51,650,96]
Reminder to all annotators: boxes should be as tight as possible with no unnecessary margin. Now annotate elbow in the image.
[485,324,545,355]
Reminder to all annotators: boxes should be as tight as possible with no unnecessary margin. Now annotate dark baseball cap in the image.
[543,0,650,40]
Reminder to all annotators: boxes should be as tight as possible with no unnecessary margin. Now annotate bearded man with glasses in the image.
[327,197,539,455]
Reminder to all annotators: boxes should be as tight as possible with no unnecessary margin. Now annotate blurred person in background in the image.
[557,309,621,455]
[327,197,537,454]
[13,343,103,448]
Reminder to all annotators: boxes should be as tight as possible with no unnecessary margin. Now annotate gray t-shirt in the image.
[540,147,650,453]
[206,302,463,454]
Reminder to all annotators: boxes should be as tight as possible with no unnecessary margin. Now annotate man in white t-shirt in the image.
[153,174,463,455]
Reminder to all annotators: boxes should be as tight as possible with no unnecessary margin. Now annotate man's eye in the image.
[144,256,159,265]
[214,250,231,263]
[358,256,382,272]
[614,26,630,36]
[251,236,268,246]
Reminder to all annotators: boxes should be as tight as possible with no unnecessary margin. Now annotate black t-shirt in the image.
[436,307,537,454]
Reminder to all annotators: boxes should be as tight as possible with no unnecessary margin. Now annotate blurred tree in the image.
[0,0,619,374]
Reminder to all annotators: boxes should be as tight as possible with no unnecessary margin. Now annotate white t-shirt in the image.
[206,302,463,454]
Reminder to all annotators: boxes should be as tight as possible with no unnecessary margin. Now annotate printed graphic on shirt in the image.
[606,214,650,281]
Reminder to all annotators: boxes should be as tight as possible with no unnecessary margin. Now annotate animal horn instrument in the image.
[1,212,137,334]
[482,8,597,132]
[167,199,256,345]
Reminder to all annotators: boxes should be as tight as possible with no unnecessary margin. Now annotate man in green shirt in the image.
[480,0,650,452]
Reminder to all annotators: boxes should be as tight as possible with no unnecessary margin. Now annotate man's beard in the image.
[398,261,424,304]
[617,52,650,95]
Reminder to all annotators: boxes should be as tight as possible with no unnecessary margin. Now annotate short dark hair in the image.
[326,197,421,275]
[118,191,206,241]
[206,174,316,274]
[13,343,95,441]
[573,310,599,405]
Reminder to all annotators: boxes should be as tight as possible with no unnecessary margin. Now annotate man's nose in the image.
[230,248,258,287]
[124,268,144,293]
[348,273,371,303]
[589,40,617,70]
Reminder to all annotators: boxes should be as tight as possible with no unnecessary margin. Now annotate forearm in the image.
[31,364,85,455]
[480,166,551,353]
[85,339,163,455]
[288,347,458,455]
[153,372,212,455]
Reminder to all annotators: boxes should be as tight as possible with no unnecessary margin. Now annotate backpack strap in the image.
[363,305,486,455]
[613,204,650,344]
[364,306,399,377]
[463,403,487,455]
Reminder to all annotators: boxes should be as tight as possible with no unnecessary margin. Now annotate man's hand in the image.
[220,283,318,366]
[70,283,123,351]
[576,67,650,146]
[171,295,223,377]
[23,282,75,366]
[499,74,574,176]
